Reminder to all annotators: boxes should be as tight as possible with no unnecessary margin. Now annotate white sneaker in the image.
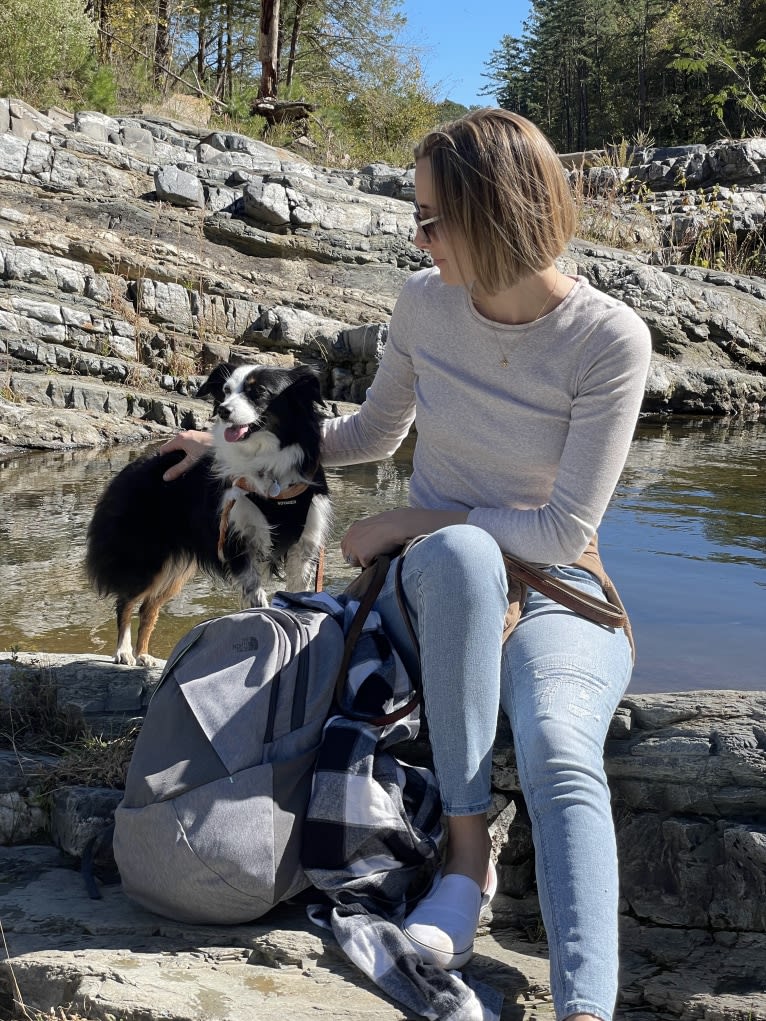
[403,861,498,969]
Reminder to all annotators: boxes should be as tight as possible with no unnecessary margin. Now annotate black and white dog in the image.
[86,362,332,666]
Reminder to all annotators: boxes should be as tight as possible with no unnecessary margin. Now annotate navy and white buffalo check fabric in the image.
[276,589,503,1021]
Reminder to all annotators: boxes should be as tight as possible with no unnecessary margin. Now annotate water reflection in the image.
[598,418,765,692]
[0,421,764,694]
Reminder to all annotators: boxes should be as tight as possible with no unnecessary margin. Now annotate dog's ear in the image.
[285,366,323,408]
[196,363,233,407]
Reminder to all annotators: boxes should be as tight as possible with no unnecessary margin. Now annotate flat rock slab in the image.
[0,846,554,1021]
[2,846,765,1020]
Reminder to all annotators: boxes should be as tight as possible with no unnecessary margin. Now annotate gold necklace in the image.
[476,272,560,367]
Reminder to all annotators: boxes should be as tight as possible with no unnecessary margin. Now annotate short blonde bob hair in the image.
[414,108,576,293]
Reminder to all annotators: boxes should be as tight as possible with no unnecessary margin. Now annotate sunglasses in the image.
[413,209,442,243]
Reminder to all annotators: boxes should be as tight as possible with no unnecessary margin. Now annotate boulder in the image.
[154,165,205,208]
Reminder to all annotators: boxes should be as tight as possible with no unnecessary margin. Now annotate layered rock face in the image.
[0,98,420,453]
[1,96,765,454]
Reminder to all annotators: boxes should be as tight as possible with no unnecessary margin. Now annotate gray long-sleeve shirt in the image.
[321,269,652,565]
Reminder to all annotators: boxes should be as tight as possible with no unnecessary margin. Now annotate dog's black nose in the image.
[218,404,230,420]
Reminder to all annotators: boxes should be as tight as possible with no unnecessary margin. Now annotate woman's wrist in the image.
[400,508,468,539]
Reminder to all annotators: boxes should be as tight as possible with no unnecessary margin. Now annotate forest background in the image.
[0,0,765,168]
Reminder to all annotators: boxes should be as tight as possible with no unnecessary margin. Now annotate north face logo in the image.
[232,637,260,653]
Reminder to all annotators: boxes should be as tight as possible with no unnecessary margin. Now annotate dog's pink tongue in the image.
[224,424,249,443]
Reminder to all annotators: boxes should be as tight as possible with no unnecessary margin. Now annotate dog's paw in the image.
[136,653,159,669]
[114,650,137,666]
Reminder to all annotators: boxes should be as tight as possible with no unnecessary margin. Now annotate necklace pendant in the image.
[499,356,509,368]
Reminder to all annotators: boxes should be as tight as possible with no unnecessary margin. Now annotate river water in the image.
[1,418,764,694]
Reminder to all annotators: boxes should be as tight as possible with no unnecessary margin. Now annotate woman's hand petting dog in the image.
[160,430,214,481]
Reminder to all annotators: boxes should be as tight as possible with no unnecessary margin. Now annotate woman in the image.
[162,109,652,1021]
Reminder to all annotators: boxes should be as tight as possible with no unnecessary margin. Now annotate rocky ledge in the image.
[1,652,764,1021]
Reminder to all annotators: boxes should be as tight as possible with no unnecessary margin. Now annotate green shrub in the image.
[311,63,443,168]
[0,0,96,106]
[84,64,118,114]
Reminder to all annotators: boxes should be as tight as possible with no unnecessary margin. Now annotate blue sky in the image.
[399,1,531,108]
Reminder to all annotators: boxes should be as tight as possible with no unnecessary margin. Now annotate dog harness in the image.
[217,472,325,590]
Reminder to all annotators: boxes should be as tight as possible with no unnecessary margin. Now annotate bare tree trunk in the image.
[154,0,172,91]
[215,17,225,97]
[637,0,650,130]
[285,0,307,92]
[197,7,208,86]
[259,0,281,99]
[277,2,284,87]
[225,0,234,100]
[577,60,589,149]
[86,0,113,62]
[560,57,573,151]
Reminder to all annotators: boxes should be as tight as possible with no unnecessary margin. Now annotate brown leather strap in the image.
[334,554,392,709]
[314,546,325,593]
[502,553,628,628]
[334,542,423,727]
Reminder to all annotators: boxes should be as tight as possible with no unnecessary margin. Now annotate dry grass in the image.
[676,190,766,276]
[107,205,212,370]
[164,345,199,379]
[571,166,660,252]
[0,666,87,756]
[0,665,135,792]
[140,91,213,128]
[122,361,153,392]
[0,676,134,1019]
[1,917,100,1021]
[105,274,156,374]
[0,357,22,405]
[48,729,138,792]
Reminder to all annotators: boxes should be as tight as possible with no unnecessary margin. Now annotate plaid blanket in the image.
[275,590,503,1021]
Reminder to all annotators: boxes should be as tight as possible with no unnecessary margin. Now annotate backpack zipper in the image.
[290,617,311,733]
[263,613,288,744]
[263,610,311,744]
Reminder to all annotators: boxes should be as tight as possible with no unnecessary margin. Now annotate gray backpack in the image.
[113,599,346,924]
[113,556,412,925]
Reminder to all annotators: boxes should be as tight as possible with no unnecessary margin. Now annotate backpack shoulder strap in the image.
[334,554,392,704]
[334,539,424,726]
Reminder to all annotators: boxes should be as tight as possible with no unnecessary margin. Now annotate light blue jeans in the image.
[375,524,632,1021]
